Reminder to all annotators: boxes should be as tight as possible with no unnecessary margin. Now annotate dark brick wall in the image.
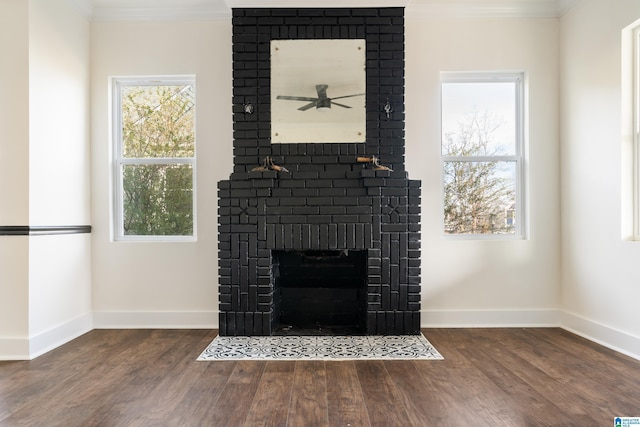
[218,7,421,336]
[231,7,406,172]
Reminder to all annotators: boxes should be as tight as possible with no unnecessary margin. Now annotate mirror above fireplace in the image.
[270,39,367,144]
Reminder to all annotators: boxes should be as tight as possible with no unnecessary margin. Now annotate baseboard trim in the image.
[560,311,640,361]
[28,313,93,359]
[0,338,30,361]
[420,309,640,361]
[0,313,93,360]
[420,309,562,328]
[5,310,639,362]
[92,311,218,329]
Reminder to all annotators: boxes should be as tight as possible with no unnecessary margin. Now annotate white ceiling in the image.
[69,0,579,21]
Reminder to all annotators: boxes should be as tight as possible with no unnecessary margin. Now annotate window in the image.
[441,72,525,238]
[112,76,196,241]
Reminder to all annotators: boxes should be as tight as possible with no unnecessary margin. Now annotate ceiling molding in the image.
[89,7,230,22]
[67,0,578,21]
[405,0,578,19]
[73,0,231,21]
[557,0,580,15]
[225,0,409,8]
[66,0,93,18]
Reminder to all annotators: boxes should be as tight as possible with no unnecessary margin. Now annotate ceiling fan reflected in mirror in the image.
[276,84,365,112]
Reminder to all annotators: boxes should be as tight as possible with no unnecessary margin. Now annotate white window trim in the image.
[111,75,197,242]
[634,27,640,240]
[440,71,527,240]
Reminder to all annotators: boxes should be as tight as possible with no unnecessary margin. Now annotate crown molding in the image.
[225,0,409,7]
[405,0,580,19]
[90,7,230,22]
[66,0,93,18]
[557,0,580,15]
[72,0,231,21]
[67,0,578,21]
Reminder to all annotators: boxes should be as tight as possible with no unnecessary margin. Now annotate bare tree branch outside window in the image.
[441,75,522,237]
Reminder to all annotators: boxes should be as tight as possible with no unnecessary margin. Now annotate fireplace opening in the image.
[272,250,367,335]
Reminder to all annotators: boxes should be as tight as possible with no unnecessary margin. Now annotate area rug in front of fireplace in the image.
[197,334,443,361]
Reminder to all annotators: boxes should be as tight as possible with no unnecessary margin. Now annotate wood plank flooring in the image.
[1,328,639,426]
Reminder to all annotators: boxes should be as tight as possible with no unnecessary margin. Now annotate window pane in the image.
[442,81,517,156]
[122,164,193,236]
[443,161,516,235]
[121,85,195,158]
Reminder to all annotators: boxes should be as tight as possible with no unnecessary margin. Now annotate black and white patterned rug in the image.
[197,333,443,361]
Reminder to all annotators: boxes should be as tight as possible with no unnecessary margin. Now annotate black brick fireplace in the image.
[218,7,421,336]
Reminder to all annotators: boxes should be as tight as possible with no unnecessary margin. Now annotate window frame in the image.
[111,75,197,242]
[440,71,527,240]
[634,27,640,240]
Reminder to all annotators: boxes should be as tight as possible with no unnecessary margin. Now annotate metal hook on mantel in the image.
[251,156,289,173]
[356,156,392,171]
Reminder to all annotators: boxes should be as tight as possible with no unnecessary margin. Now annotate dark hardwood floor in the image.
[1,328,639,426]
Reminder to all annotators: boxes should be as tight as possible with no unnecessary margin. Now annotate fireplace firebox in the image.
[272,250,367,335]
[217,7,421,336]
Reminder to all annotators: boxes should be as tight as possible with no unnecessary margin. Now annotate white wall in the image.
[405,14,562,326]
[0,0,92,360]
[560,0,640,358]
[0,238,29,359]
[0,0,30,358]
[90,20,232,327]
[0,0,29,226]
[89,13,561,331]
[32,0,640,360]
[27,0,92,358]
[29,0,91,226]
[28,235,92,357]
